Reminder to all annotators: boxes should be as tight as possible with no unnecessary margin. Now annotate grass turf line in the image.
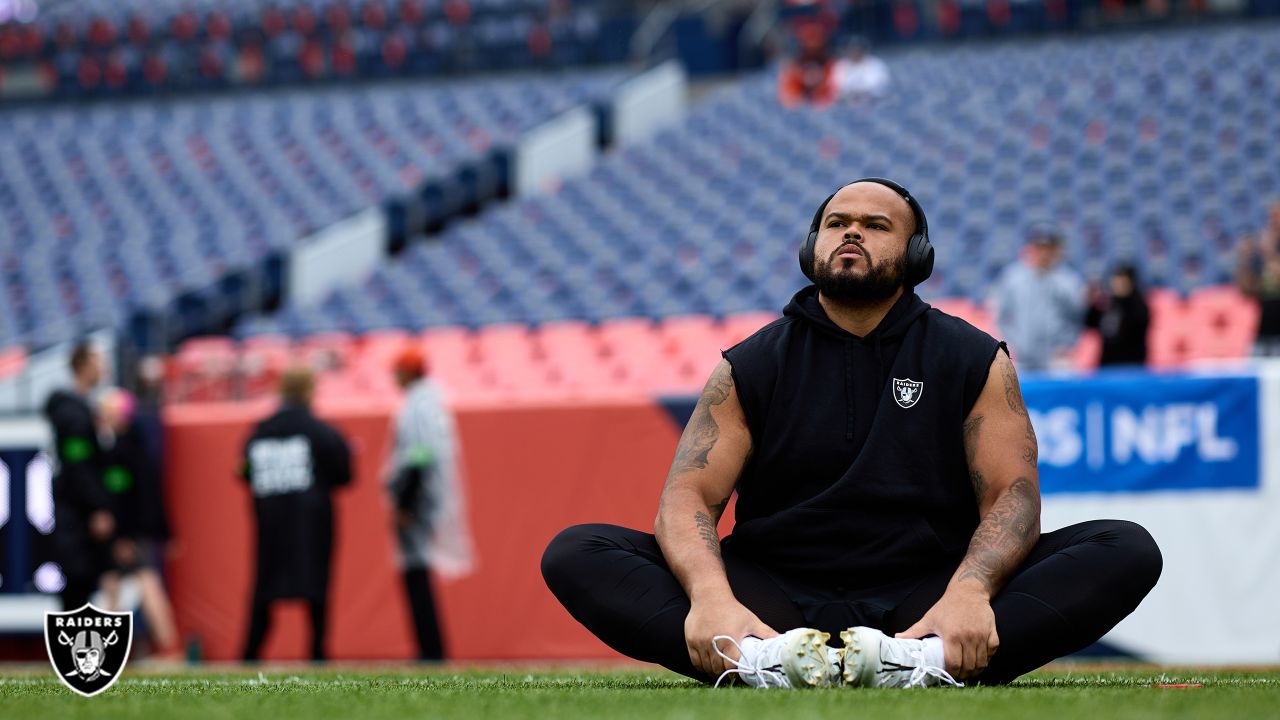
[0,667,1276,720]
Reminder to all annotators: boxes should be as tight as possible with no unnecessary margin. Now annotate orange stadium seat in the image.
[171,336,238,402]
[1183,286,1259,361]
[297,331,355,370]
[722,311,780,346]
[238,335,294,399]
[1071,330,1102,370]
[420,326,478,382]
[0,346,27,379]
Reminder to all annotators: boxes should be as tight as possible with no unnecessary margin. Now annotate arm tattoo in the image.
[1000,358,1039,469]
[962,414,987,503]
[955,476,1040,593]
[969,469,987,505]
[670,362,734,475]
[695,511,721,558]
[709,495,732,522]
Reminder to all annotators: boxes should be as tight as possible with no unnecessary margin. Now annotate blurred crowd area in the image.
[0,0,1273,100]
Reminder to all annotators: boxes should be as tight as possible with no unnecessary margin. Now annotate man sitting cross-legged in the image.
[541,179,1161,688]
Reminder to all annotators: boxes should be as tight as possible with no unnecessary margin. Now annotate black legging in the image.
[403,568,445,660]
[542,519,1161,684]
[242,592,329,662]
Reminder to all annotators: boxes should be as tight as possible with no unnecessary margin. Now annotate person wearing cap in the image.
[988,232,1087,372]
[387,347,473,661]
[240,366,352,662]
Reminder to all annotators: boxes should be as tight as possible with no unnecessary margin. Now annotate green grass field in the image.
[1,664,1277,720]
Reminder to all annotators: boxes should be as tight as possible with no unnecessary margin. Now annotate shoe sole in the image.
[839,627,883,687]
[780,628,835,688]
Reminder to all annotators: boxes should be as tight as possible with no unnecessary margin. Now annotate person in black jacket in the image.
[240,367,352,662]
[94,387,180,657]
[44,342,113,610]
[1084,265,1150,367]
[541,179,1161,689]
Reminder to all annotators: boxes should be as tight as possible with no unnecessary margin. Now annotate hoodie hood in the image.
[782,284,932,441]
[782,284,931,342]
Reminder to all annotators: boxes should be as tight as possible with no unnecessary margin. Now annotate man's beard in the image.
[813,246,907,303]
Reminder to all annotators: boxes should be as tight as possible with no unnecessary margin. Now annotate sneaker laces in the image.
[711,635,788,689]
[905,663,962,689]
[877,634,962,688]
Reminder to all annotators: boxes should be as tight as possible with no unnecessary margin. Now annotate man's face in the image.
[75,647,101,675]
[810,182,913,302]
[394,368,414,389]
[80,351,104,388]
[1109,272,1134,297]
[1027,242,1060,271]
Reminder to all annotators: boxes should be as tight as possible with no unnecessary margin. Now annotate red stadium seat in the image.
[657,315,725,363]
[722,311,779,346]
[930,298,997,336]
[1071,329,1102,370]
[171,336,238,402]
[1184,285,1259,361]
[297,331,355,369]
[0,346,27,379]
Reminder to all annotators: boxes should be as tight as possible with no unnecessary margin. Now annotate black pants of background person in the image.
[402,568,445,660]
[242,591,329,662]
[542,520,1162,685]
[61,575,96,611]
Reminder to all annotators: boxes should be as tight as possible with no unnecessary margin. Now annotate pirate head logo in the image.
[892,378,924,409]
[44,604,132,697]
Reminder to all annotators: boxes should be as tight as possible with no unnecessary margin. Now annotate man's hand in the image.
[112,538,139,567]
[684,593,778,678]
[896,585,998,680]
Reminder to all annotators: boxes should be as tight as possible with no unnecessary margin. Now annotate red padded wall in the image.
[162,396,708,660]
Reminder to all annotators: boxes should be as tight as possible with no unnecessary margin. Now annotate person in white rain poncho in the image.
[386,346,474,660]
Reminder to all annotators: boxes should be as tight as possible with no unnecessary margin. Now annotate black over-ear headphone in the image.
[799,177,934,287]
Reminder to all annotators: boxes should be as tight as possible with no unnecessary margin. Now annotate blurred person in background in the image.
[94,387,181,659]
[387,347,474,661]
[1236,199,1280,356]
[989,232,1086,372]
[240,367,352,662]
[777,25,836,108]
[832,38,890,102]
[44,341,113,610]
[1084,265,1150,367]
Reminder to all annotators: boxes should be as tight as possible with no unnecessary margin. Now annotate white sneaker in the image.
[839,627,962,688]
[712,628,837,688]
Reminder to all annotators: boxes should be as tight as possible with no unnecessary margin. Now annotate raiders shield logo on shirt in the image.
[892,378,924,409]
[44,604,133,697]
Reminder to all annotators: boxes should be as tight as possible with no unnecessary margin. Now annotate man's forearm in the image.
[951,478,1040,597]
[655,486,733,602]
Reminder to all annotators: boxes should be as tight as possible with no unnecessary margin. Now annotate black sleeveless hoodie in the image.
[722,285,1004,588]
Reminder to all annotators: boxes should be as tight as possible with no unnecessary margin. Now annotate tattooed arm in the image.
[654,359,770,677]
[898,349,1042,680]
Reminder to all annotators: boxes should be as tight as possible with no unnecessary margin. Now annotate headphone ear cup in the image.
[799,230,818,282]
[905,234,935,286]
